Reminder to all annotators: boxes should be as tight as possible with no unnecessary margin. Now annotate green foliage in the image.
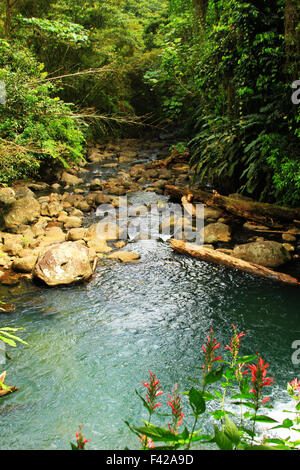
[0,325,28,348]
[0,40,85,184]
[150,0,300,206]
[127,327,300,450]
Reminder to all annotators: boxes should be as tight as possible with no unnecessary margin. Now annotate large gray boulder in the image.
[233,241,292,268]
[33,242,94,286]
[3,196,40,228]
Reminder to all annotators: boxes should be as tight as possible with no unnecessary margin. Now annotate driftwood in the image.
[171,239,300,286]
[146,149,190,169]
[165,185,300,228]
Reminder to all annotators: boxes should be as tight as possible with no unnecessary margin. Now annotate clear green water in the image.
[0,177,299,450]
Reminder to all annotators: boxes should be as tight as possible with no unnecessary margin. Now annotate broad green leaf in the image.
[224,415,240,445]
[250,415,278,423]
[203,366,225,386]
[132,423,179,443]
[188,387,206,416]
[214,425,233,450]
[237,355,257,364]
[271,418,294,430]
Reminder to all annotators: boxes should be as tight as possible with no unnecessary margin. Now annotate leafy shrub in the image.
[0,39,85,185]
[127,326,300,450]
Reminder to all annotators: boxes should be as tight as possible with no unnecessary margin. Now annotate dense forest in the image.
[0,0,299,205]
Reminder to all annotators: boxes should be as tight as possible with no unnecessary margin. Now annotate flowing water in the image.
[0,142,299,450]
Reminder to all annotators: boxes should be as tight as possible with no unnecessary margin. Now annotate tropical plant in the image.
[126,325,300,450]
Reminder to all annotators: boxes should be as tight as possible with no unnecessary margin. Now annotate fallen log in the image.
[165,185,212,204]
[170,239,300,286]
[165,185,300,228]
[146,149,190,169]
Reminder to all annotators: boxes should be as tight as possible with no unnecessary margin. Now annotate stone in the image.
[38,227,66,248]
[201,222,231,244]
[34,242,94,286]
[282,233,297,243]
[70,208,84,218]
[13,255,38,273]
[3,196,40,228]
[233,241,292,268]
[107,251,140,262]
[0,271,20,286]
[13,186,35,199]
[0,188,16,206]
[2,234,23,256]
[63,216,83,229]
[85,222,125,241]
[282,243,295,252]
[160,215,192,234]
[114,241,127,249]
[75,201,90,212]
[48,202,64,217]
[61,171,83,186]
[89,178,103,190]
[87,238,112,253]
[67,228,87,241]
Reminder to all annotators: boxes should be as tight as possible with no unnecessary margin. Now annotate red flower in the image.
[202,328,222,373]
[142,371,163,413]
[225,324,245,362]
[287,378,300,404]
[247,355,274,407]
[167,383,184,434]
[288,378,300,392]
[139,434,154,449]
[74,425,90,450]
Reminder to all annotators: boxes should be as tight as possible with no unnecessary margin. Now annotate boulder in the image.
[38,227,66,248]
[34,242,94,286]
[85,222,125,241]
[61,171,83,186]
[67,228,87,241]
[0,188,16,206]
[160,215,192,234]
[13,255,38,273]
[3,196,40,228]
[2,234,24,256]
[200,222,231,244]
[87,238,112,253]
[233,241,292,268]
[63,216,83,229]
[48,202,64,217]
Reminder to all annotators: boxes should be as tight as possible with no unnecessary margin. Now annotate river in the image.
[0,139,299,450]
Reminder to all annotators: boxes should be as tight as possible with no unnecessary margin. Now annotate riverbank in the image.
[0,135,299,294]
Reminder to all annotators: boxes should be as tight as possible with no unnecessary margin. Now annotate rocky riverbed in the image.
[0,135,299,293]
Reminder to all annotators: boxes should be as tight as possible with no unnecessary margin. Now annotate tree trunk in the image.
[4,0,15,37]
[284,0,300,77]
[164,185,300,227]
[171,239,300,286]
[193,0,209,31]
